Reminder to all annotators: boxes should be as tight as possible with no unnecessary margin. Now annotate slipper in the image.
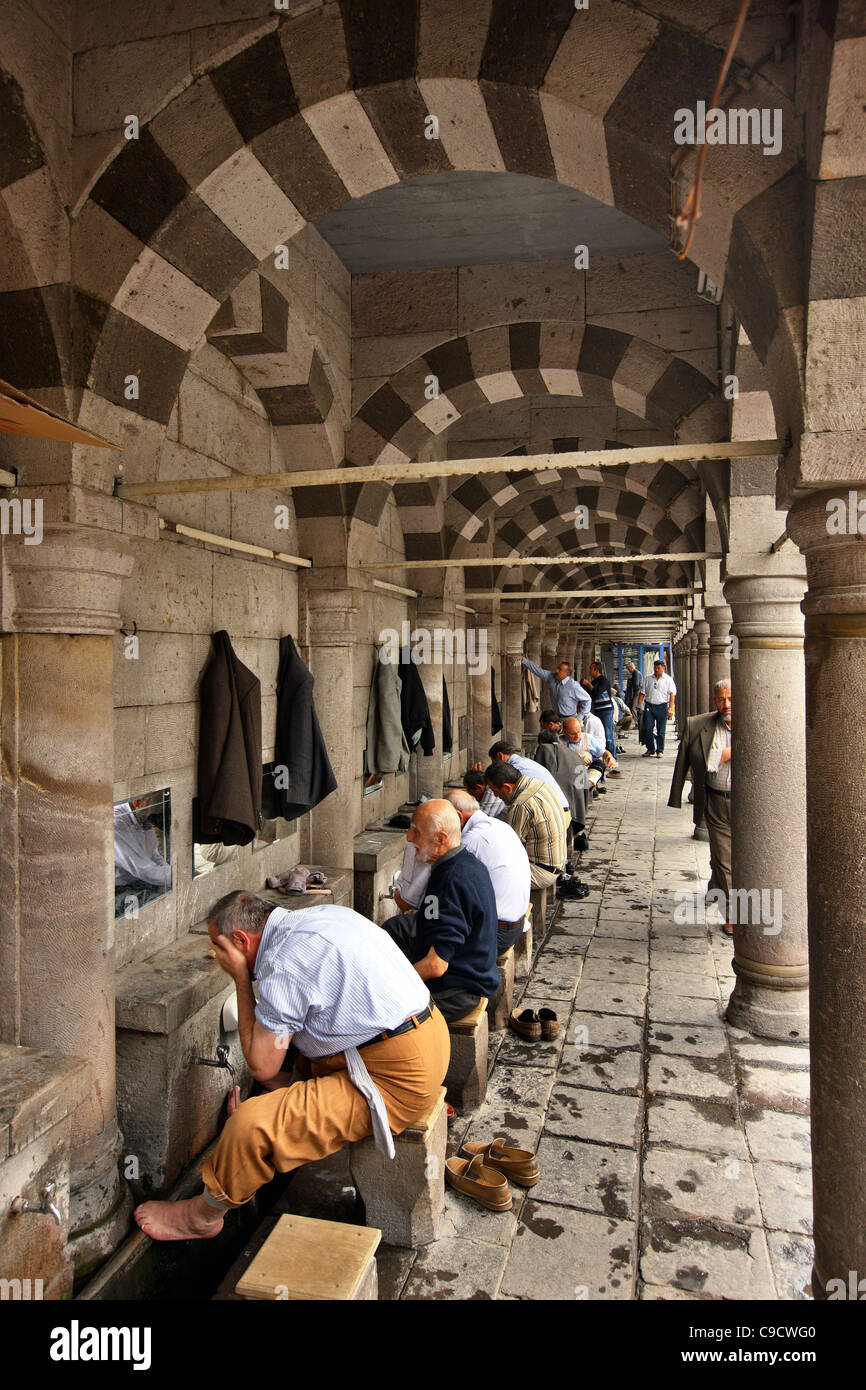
[538,1008,559,1040]
[509,1008,541,1040]
[445,1153,512,1210]
[459,1136,540,1188]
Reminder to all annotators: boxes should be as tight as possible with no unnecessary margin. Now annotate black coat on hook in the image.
[196,630,262,846]
[274,635,338,821]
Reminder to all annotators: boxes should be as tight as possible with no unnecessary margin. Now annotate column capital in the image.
[0,523,135,635]
[787,488,866,621]
[503,620,527,657]
[723,556,807,643]
[302,585,363,646]
[693,618,710,652]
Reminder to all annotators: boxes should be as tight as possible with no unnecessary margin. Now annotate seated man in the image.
[134,891,449,1240]
[487,741,572,816]
[538,708,563,737]
[562,716,607,791]
[484,761,568,892]
[463,766,506,819]
[444,789,531,954]
[533,728,589,855]
[382,800,500,1022]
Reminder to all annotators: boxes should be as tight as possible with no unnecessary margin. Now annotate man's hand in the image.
[414,946,449,981]
[719,746,732,765]
[667,708,674,721]
[472,761,483,772]
[582,752,593,766]
[211,933,250,983]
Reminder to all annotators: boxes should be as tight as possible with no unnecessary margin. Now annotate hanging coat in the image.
[196,630,262,846]
[442,675,452,755]
[491,668,503,736]
[274,635,338,821]
[365,645,411,775]
[398,649,435,756]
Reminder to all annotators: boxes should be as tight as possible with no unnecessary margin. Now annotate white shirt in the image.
[394,842,431,909]
[643,673,677,705]
[583,713,606,754]
[254,904,429,1056]
[508,753,570,812]
[113,803,172,889]
[461,810,531,923]
[706,717,732,791]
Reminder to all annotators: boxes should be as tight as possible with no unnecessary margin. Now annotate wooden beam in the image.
[361,552,720,570]
[465,587,691,599]
[159,519,312,567]
[371,577,420,598]
[116,440,779,500]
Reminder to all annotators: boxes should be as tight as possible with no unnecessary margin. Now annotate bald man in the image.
[445,789,531,954]
[381,800,500,1021]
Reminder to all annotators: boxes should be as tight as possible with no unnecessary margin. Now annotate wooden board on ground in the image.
[235,1214,381,1301]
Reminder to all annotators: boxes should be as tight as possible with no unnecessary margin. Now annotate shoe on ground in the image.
[642,750,655,758]
[460,1136,540,1188]
[509,1008,541,1040]
[538,1007,559,1040]
[596,783,607,793]
[656,751,662,758]
[574,832,589,852]
[445,1153,512,1210]
[608,769,622,778]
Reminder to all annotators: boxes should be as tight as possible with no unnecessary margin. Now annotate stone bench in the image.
[445,999,488,1111]
[234,1213,381,1301]
[488,947,515,1031]
[350,1086,446,1248]
[529,885,549,934]
[514,907,534,980]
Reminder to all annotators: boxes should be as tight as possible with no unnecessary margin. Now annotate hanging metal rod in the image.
[466,587,691,600]
[117,440,779,500]
[361,551,721,571]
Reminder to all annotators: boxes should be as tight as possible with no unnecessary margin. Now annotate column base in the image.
[67,1123,131,1272]
[725,974,809,1042]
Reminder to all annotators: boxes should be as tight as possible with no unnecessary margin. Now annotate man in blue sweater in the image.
[381,800,499,1021]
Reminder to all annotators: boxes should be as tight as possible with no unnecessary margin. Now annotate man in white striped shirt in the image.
[134,890,449,1241]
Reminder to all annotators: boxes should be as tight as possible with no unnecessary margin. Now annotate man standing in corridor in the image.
[637,659,677,757]
[668,679,734,936]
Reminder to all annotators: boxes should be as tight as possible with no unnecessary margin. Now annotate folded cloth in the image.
[266,868,327,894]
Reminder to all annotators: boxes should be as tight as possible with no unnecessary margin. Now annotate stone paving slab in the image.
[649,969,719,999]
[437,1187,521,1248]
[643,1146,762,1227]
[574,981,648,1016]
[753,1160,813,1235]
[641,1219,776,1299]
[402,1236,509,1300]
[532,1135,638,1218]
[648,992,727,1028]
[501,1201,636,1300]
[648,1022,728,1059]
[765,1231,814,1300]
[647,1096,748,1157]
[495,999,568,1069]
[594,919,651,940]
[581,958,649,986]
[737,1063,810,1115]
[743,1109,812,1164]
[545,1082,642,1147]
[571,1011,644,1049]
[585,938,649,964]
[559,1043,643,1095]
[647,1052,737,1103]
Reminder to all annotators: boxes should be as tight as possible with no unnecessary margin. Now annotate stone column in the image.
[503,621,527,747]
[415,599,450,798]
[688,630,699,721]
[469,606,496,765]
[303,584,362,870]
[524,626,542,735]
[679,631,692,724]
[787,491,866,1297]
[541,634,558,671]
[0,520,137,1270]
[694,618,711,715]
[706,603,733,691]
[722,556,808,1043]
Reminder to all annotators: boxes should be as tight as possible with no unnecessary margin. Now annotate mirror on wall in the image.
[114,789,172,919]
[253,760,295,852]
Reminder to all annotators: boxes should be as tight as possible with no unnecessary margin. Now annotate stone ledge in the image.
[0,1045,91,1159]
[115,933,226,1035]
[353,827,406,873]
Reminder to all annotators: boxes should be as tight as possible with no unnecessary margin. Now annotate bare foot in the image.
[134,1193,225,1242]
[226,1084,241,1115]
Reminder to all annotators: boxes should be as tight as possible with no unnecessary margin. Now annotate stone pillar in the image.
[469,606,496,765]
[722,557,808,1043]
[541,634,558,671]
[503,621,526,747]
[787,491,866,1297]
[679,631,692,723]
[0,520,137,1271]
[706,603,733,691]
[303,584,362,870]
[524,626,542,736]
[415,599,450,798]
[694,619,711,715]
[688,630,699,721]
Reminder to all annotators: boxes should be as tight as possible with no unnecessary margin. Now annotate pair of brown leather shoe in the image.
[508,1007,559,1041]
[445,1138,541,1210]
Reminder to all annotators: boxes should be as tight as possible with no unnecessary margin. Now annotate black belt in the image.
[534,863,559,874]
[357,1004,432,1051]
[706,785,731,798]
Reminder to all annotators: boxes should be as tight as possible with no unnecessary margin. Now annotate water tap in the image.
[11,1182,62,1226]
[194,1043,237,1084]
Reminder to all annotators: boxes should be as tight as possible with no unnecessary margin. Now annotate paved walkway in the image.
[383,736,813,1300]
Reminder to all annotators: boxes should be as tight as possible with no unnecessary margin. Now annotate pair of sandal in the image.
[445,1137,540,1211]
[509,1008,559,1041]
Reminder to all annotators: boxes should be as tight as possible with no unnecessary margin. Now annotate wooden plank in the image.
[235,1214,381,1301]
[465,588,691,599]
[116,440,780,500]
[361,552,721,570]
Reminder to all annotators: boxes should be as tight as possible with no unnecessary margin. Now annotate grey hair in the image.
[713,678,732,695]
[445,789,480,817]
[209,890,273,938]
[414,799,461,846]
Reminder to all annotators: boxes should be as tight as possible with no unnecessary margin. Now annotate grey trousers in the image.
[704,788,732,917]
[380,909,482,1022]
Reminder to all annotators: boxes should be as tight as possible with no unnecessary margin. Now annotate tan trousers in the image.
[202,1007,450,1207]
[529,861,559,890]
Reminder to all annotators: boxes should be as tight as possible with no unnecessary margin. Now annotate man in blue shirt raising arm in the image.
[522,655,591,719]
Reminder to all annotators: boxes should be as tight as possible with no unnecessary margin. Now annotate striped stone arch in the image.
[49,1,804,449]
